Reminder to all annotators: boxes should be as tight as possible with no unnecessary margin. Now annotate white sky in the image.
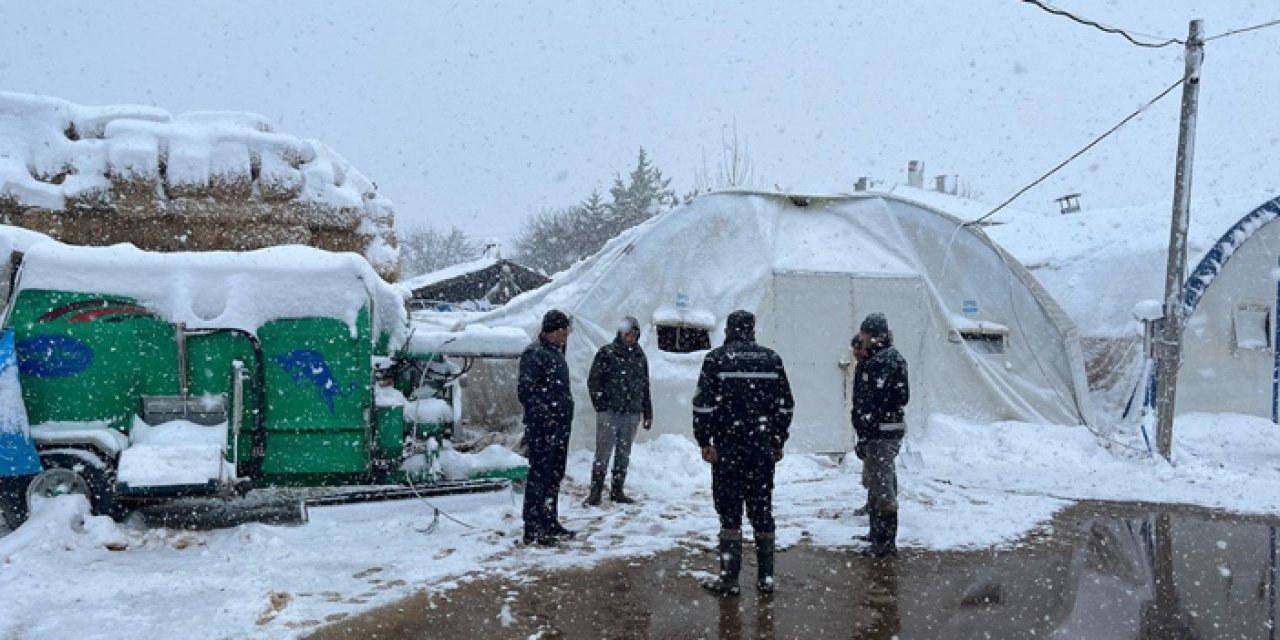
[3,1,1278,242]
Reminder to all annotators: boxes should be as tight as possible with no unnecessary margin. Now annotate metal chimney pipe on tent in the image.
[907,161,924,188]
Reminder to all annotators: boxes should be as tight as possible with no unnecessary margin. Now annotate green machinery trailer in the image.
[0,241,527,529]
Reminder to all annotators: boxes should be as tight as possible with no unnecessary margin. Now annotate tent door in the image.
[771,271,926,454]
[771,271,857,453]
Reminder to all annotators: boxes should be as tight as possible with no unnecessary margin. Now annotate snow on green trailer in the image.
[0,242,519,527]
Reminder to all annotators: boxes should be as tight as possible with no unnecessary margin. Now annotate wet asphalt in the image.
[307,501,1280,639]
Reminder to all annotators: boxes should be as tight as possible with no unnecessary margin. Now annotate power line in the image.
[1019,0,1183,48]
[968,75,1186,227]
[1021,0,1280,47]
[1206,17,1280,42]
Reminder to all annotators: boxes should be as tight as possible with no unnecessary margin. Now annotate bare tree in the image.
[691,122,756,198]
[399,225,481,278]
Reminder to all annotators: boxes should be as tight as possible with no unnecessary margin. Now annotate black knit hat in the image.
[541,309,572,333]
[860,312,889,338]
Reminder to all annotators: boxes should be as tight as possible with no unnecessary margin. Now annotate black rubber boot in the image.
[756,531,776,594]
[610,468,635,504]
[860,510,898,558]
[702,530,742,596]
[583,468,605,507]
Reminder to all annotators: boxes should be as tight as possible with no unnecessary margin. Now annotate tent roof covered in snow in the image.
[985,190,1280,339]
[465,190,1093,452]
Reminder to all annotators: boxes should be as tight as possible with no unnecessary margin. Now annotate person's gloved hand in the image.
[854,441,867,460]
[773,448,784,463]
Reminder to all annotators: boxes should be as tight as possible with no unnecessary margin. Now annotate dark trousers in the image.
[523,423,570,537]
[863,439,901,512]
[711,449,776,534]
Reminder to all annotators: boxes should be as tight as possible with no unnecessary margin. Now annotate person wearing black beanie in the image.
[851,312,909,558]
[517,309,576,546]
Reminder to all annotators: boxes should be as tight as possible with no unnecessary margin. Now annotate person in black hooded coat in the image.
[692,309,795,595]
[851,312,909,558]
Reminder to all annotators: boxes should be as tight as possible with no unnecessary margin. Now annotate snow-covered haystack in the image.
[0,91,399,280]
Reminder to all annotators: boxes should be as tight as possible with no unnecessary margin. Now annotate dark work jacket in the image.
[518,336,574,436]
[587,337,653,419]
[691,337,795,455]
[851,342,910,442]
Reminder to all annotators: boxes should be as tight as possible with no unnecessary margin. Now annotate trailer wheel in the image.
[26,452,120,520]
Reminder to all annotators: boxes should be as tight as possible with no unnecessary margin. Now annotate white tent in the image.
[981,189,1280,417]
[1153,195,1280,420]
[468,191,1093,452]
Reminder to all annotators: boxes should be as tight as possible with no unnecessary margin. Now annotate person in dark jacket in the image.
[518,309,576,547]
[584,315,653,506]
[693,310,795,595]
[850,335,875,520]
[850,312,910,558]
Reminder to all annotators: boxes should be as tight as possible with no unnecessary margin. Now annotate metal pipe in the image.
[175,323,189,398]
[231,360,245,471]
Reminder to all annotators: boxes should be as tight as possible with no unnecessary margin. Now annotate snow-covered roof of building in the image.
[398,257,500,293]
[0,91,398,276]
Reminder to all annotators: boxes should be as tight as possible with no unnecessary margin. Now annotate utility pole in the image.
[1154,20,1205,462]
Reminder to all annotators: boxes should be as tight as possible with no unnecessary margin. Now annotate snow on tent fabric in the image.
[465,190,1094,453]
[984,189,1280,416]
[1153,195,1280,420]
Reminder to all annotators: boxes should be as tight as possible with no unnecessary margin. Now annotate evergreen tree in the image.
[512,148,678,274]
[609,147,677,229]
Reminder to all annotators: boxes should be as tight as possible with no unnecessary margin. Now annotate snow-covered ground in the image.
[2,412,1276,639]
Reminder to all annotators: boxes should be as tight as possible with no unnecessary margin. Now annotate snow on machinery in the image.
[0,241,528,530]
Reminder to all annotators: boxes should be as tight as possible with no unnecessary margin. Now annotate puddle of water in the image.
[307,501,1280,639]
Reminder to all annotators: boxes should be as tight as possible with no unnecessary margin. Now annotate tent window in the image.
[1233,305,1270,351]
[956,329,1006,354]
[656,324,711,353]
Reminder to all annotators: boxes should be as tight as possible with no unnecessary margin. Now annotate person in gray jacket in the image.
[584,316,653,505]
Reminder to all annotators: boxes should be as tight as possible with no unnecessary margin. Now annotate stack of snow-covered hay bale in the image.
[0,91,399,280]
